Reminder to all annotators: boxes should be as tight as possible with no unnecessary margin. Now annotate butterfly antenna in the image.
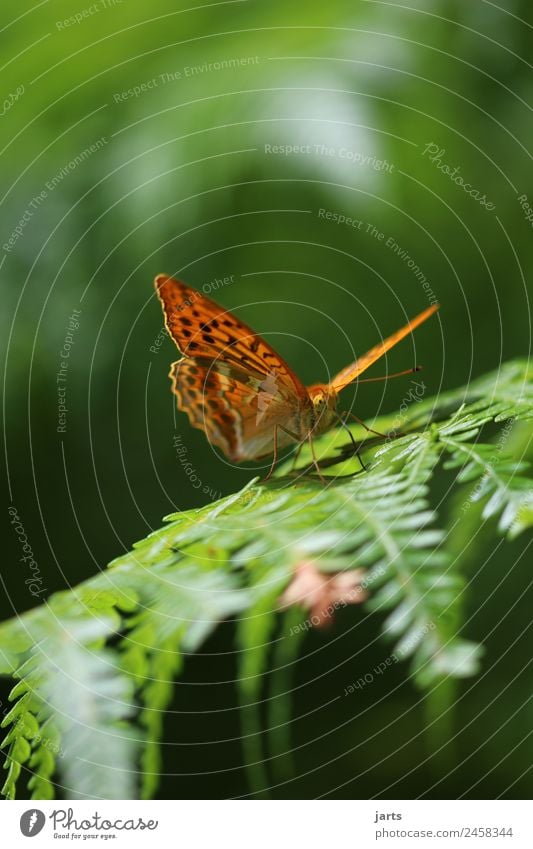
[355,365,423,384]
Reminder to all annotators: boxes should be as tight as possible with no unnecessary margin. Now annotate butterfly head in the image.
[307,384,338,434]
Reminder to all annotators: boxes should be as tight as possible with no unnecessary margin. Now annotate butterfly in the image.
[155,274,439,477]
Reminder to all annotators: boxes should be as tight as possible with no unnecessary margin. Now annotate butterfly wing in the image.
[329,304,439,392]
[170,358,302,460]
[155,274,308,400]
[155,275,311,460]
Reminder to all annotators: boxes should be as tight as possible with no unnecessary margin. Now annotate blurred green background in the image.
[2,0,532,799]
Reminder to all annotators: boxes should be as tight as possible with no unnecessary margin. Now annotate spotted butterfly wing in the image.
[155,275,312,460]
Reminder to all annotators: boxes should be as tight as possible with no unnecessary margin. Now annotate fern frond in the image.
[1,603,137,800]
[0,358,531,798]
[442,437,531,536]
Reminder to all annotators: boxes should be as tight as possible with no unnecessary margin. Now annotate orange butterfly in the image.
[155,274,439,477]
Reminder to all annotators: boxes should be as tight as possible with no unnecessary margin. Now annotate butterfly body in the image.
[307,384,340,433]
[155,274,439,473]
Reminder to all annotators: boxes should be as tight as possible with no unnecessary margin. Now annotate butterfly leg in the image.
[334,412,367,472]
[308,433,326,483]
[342,410,391,439]
[290,441,305,471]
[265,424,300,480]
[265,425,280,481]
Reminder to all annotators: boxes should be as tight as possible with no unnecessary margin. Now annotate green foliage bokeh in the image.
[2,0,532,799]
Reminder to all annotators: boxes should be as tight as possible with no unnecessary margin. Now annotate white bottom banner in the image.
[1,799,530,847]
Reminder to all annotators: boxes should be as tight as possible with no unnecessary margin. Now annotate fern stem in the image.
[267,609,304,784]
[239,688,271,799]
[423,679,458,775]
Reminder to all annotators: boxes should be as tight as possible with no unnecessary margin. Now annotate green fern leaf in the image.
[0,358,531,799]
